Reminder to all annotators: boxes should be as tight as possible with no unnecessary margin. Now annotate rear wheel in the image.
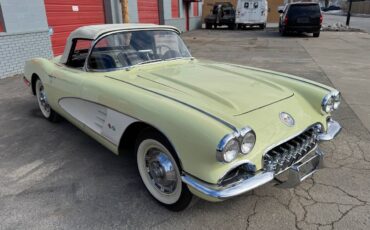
[259,23,266,30]
[279,26,287,36]
[205,23,212,29]
[313,31,320,37]
[136,130,193,211]
[35,79,59,122]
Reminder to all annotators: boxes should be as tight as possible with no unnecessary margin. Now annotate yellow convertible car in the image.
[24,24,341,211]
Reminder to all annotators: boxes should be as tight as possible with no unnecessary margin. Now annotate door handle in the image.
[48,75,57,79]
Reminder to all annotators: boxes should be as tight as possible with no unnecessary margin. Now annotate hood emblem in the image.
[279,112,295,127]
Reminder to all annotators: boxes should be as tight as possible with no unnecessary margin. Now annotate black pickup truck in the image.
[204,2,236,29]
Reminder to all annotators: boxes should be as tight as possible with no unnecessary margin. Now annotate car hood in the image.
[108,61,294,117]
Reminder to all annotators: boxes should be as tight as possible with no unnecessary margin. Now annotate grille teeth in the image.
[264,126,319,174]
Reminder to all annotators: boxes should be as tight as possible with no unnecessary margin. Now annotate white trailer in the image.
[235,0,268,29]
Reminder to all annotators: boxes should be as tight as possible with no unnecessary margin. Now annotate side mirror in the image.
[278,9,284,14]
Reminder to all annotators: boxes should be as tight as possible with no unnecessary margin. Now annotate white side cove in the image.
[59,98,137,146]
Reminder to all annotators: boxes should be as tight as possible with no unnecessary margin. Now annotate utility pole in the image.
[121,0,129,23]
[346,0,353,26]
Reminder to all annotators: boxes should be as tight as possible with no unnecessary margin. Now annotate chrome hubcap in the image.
[145,149,178,194]
[38,85,50,113]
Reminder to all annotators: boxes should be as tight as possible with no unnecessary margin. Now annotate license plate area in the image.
[275,150,323,188]
[297,17,310,23]
[295,154,320,181]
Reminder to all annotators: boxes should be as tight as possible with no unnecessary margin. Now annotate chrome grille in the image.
[263,125,320,174]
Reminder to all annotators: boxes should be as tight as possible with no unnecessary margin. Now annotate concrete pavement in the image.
[1,29,370,229]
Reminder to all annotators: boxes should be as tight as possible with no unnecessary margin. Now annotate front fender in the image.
[80,74,233,184]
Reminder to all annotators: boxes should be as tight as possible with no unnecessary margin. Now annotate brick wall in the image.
[0,30,53,79]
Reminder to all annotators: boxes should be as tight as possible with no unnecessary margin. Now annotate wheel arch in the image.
[31,73,40,95]
[118,121,184,169]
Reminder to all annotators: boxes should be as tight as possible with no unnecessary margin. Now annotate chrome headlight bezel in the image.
[216,134,240,163]
[240,127,256,155]
[322,91,341,114]
[333,91,341,110]
[216,126,256,163]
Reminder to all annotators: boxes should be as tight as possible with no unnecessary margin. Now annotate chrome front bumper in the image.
[182,119,341,200]
[318,119,342,141]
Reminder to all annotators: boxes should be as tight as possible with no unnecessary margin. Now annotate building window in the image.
[193,2,199,17]
[171,0,179,18]
[0,4,5,32]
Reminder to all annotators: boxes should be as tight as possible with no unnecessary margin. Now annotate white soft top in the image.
[60,23,180,64]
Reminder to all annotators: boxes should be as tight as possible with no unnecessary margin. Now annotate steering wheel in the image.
[156,44,172,58]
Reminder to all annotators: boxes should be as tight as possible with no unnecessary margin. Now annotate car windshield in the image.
[88,30,191,71]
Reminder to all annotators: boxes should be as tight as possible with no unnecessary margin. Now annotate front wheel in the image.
[35,78,59,122]
[205,23,212,29]
[136,130,193,211]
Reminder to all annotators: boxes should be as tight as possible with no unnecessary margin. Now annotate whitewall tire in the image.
[136,130,193,211]
[35,78,59,122]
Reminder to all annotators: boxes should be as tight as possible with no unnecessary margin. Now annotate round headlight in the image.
[216,137,239,163]
[322,93,335,113]
[241,131,256,154]
[333,92,341,110]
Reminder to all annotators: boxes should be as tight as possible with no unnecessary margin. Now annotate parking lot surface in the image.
[1,29,370,230]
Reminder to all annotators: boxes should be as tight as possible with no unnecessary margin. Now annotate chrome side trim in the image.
[235,94,294,116]
[56,97,186,169]
[104,76,238,132]
[58,98,137,146]
[317,119,341,141]
[136,74,190,95]
[182,171,274,199]
[228,64,331,91]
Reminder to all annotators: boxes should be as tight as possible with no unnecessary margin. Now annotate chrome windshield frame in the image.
[83,28,191,73]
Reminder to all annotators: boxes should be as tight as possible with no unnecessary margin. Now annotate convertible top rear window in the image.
[87,30,191,71]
